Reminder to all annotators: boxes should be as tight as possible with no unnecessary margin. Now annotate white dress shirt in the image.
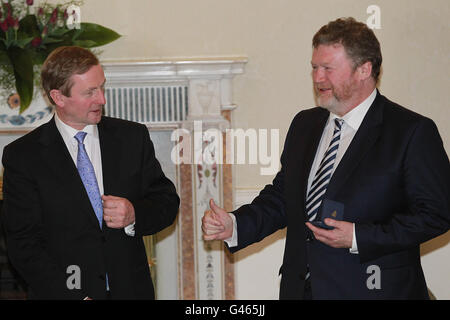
[54,113,135,236]
[226,88,378,253]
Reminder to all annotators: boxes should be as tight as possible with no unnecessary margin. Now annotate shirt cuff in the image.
[224,213,238,247]
[349,223,359,254]
[124,222,135,236]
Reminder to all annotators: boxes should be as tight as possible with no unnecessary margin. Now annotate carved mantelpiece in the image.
[104,57,246,299]
[103,58,245,130]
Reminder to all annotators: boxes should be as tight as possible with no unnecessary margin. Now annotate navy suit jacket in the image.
[229,91,450,299]
[2,116,179,299]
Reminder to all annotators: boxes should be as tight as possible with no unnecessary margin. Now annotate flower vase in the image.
[0,90,53,130]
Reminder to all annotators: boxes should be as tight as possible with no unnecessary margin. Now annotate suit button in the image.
[306,229,315,242]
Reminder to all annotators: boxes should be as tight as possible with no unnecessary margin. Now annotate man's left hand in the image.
[102,195,135,229]
[305,219,353,248]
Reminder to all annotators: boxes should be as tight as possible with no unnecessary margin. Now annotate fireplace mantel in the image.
[103,57,247,299]
[102,57,247,84]
[102,57,247,132]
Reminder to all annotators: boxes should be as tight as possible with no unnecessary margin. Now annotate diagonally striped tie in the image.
[306,118,344,222]
[305,118,344,283]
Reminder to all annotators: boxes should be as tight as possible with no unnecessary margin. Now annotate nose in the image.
[312,67,326,83]
[96,89,106,105]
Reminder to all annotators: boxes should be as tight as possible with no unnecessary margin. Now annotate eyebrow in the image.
[86,79,106,91]
[311,61,332,67]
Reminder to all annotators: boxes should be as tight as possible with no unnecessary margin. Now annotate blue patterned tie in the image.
[75,131,103,228]
[306,118,344,222]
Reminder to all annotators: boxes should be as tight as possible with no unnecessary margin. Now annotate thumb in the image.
[208,199,232,238]
[209,199,225,215]
[324,218,337,227]
[209,199,228,223]
[102,194,120,200]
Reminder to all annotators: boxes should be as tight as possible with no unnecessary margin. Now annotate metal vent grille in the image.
[104,86,188,123]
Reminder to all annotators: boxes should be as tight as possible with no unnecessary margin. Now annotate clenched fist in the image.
[102,195,135,229]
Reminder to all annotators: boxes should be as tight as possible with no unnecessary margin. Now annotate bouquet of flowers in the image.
[0,0,120,113]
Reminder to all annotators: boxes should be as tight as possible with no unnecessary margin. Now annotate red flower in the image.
[31,36,42,48]
[26,0,34,5]
[0,20,8,32]
[49,8,58,24]
[6,15,15,28]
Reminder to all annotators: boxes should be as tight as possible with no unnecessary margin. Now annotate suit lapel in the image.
[38,117,104,229]
[300,110,329,199]
[97,117,120,197]
[289,108,329,212]
[325,92,384,200]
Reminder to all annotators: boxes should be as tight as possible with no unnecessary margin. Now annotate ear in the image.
[49,89,65,107]
[357,61,373,81]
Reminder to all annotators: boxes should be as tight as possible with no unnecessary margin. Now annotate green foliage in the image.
[0,0,121,113]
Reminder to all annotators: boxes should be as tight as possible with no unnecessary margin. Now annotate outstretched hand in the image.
[201,199,233,241]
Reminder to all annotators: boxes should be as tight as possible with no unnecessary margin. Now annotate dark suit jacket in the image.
[230,91,450,299]
[1,116,180,299]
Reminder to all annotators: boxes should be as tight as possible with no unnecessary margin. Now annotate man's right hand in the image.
[201,199,233,241]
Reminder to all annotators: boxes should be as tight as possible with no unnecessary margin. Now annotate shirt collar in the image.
[54,112,98,141]
[329,88,377,131]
